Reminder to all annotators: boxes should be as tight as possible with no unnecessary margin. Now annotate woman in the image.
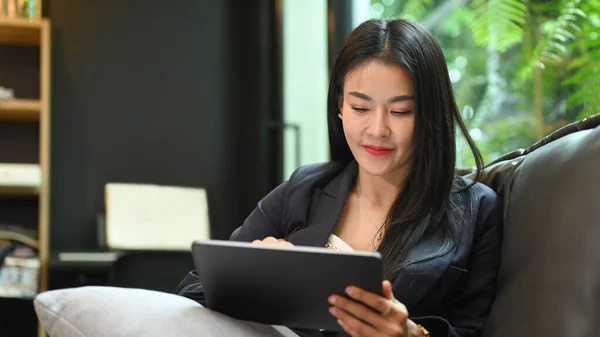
[177,18,503,337]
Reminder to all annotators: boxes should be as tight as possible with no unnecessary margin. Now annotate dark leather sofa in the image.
[463,113,600,337]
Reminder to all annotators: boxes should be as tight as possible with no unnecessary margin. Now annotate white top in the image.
[325,234,354,251]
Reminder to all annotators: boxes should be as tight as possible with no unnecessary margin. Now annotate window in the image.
[359,0,600,167]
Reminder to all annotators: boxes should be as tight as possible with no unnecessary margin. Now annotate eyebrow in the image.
[348,91,414,103]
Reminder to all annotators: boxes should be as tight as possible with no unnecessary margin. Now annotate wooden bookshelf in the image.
[0,17,43,45]
[0,12,50,337]
[0,185,39,196]
[0,98,41,121]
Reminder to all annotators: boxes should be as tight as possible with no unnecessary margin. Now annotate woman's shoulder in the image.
[454,175,498,198]
[285,161,349,189]
[264,161,351,209]
[453,175,499,201]
[451,176,502,229]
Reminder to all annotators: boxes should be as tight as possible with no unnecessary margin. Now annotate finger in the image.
[382,280,394,300]
[345,286,408,329]
[329,295,392,334]
[337,319,363,337]
[253,237,294,247]
[345,286,395,316]
[330,306,379,337]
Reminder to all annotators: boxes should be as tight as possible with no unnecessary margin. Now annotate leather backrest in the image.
[476,113,600,337]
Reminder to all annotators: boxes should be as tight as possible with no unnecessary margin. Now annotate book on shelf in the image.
[0,223,38,249]
[0,242,39,299]
[0,224,39,299]
[0,163,41,188]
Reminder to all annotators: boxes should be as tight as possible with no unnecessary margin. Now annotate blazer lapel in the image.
[286,161,358,248]
[392,203,466,309]
[391,229,458,309]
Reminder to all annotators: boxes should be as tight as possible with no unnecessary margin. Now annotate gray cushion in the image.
[34,286,294,337]
[483,124,600,337]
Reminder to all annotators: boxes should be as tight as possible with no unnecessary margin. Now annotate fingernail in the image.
[329,307,337,315]
[345,287,354,295]
[337,319,345,327]
[328,296,336,304]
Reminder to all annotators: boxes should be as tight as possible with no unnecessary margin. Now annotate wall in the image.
[46,0,281,250]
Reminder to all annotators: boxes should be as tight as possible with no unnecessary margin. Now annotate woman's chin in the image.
[356,157,410,180]
[357,161,397,177]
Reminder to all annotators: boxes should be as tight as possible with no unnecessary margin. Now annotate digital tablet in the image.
[190,239,383,332]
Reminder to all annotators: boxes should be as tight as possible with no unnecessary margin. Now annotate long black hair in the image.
[327,18,483,280]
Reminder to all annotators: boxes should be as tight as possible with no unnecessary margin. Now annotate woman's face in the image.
[339,60,415,180]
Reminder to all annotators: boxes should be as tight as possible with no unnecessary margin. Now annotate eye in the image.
[351,106,369,113]
[392,110,412,116]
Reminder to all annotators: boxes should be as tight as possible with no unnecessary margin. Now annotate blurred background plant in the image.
[369,0,600,167]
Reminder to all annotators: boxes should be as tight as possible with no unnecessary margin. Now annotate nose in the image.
[366,109,390,138]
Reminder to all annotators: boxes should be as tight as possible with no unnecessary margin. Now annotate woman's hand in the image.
[251,236,294,247]
[328,280,422,337]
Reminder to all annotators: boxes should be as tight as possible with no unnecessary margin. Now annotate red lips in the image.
[363,145,392,156]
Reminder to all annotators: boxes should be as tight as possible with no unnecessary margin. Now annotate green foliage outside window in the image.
[369,0,600,167]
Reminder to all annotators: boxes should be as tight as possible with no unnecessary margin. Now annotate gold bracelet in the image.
[418,324,430,337]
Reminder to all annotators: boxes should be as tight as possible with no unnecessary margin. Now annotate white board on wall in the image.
[104,183,210,251]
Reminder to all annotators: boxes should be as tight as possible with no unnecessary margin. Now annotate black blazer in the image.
[176,160,503,337]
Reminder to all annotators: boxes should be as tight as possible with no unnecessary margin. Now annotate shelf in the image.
[0,185,39,196]
[0,17,45,46]
[0,295,34,301]
[0,99,41,121]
